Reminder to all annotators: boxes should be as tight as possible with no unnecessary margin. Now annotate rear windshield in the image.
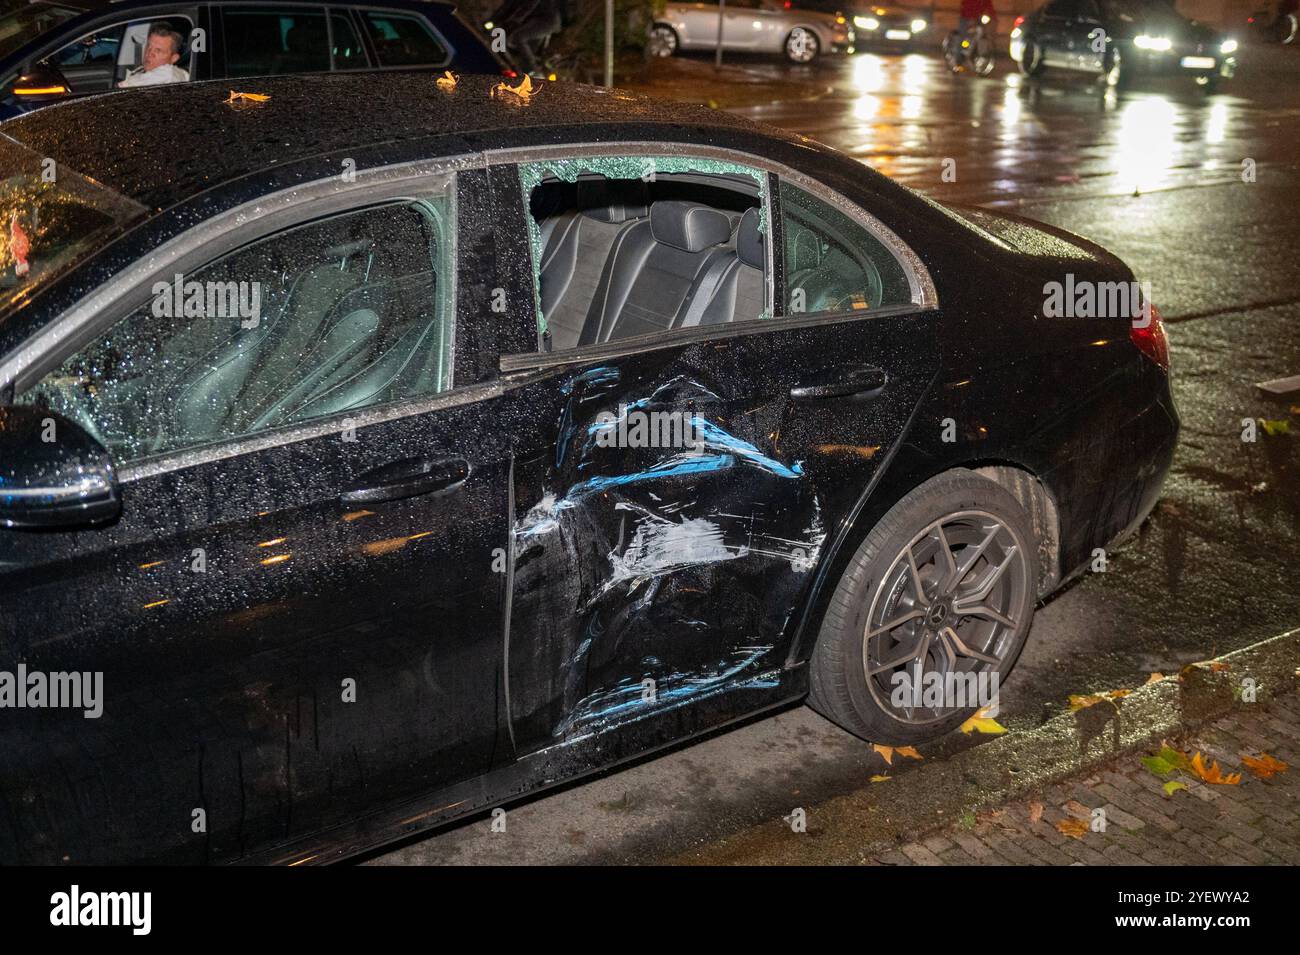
[0,134,147,322]
[0,0,80,61]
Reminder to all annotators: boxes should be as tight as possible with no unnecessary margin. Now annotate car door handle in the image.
[340,456,470,505]
[790,366,888,401]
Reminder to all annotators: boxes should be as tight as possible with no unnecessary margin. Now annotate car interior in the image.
[23,200,454,462]
[528,173,768,352]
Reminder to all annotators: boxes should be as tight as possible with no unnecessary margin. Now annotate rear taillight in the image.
[1013,15,1025,27]
[1131,302,1169,371]
[501,68,519,79]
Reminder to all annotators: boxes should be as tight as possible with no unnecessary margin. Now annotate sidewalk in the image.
[873,692,1300,866]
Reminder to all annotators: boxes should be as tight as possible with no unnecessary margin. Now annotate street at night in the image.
[1,0,1297,927]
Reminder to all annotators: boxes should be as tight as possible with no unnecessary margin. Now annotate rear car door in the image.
[497,145,939,756]
[1035,0,1082,67]
[0,164,518,863]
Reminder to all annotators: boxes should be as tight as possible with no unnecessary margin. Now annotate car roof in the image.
[52,0,457,10]
[0,73,776,212]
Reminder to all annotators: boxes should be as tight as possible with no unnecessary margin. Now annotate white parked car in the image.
[649,0,855,63]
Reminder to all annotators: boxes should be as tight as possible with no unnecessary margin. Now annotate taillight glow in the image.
[1131,303,1169,370]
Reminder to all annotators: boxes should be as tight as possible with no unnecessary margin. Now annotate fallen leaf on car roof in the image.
[493,74,536,101]
[1240,753,1288,779]
[224,90,270,103]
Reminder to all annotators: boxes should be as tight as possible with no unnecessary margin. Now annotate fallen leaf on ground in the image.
[1142,744,1191,777]
[895,745,923,761]
[1190,751,1242,785]
[224,90,270,103]
[1064,799,1092,818]
[959,706,1007,735]
[872,743,894,765]
[1028,801,1044,824]
[1240,753,1288,779]
[870,774,890,783]
[1162,780,1187,797]
[1145,672,1164,684]
[435,70,457,90]
[1258,418,1290,436]
[1069,688,1131,711]
[1055,818,1089,839]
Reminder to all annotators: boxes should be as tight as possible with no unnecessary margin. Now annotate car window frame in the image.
[355,6,453,70]
[492,141,936,374]
[20,5,202,72]
[0,157,489,482]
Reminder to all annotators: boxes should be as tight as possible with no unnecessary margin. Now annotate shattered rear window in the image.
[518,155,769,339]
[0,134,147,323]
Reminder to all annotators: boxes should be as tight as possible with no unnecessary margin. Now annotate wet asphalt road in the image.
[367,45,1300,864]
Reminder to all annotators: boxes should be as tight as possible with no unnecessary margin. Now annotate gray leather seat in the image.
[538,179,648,350]
[577,200,735,346]
[682,206,765,328]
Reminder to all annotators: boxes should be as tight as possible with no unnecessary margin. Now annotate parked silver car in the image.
[649,0,854,63]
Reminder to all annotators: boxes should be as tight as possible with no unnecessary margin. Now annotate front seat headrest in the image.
[735,207,764,270]
[650,200,732,252]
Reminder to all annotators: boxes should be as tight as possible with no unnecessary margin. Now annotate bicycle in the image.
[944,15,996,76]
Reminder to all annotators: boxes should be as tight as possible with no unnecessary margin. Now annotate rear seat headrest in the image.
[735,207,764,270]
[650,200,732,252]
[577,178,649,224]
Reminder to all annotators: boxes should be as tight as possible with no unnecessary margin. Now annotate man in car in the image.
[117,23,189,88]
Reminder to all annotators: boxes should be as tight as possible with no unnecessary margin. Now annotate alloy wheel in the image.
[861,510,1030,725]
[648,26,678,57]
[786,28,818,63]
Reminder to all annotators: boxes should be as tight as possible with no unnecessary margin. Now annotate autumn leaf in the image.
[1240,753,1288,779]
[435,70,458,91]
[872,743,894,765]
[224,90,270,103]
[1055,818,1089,839]
[1069,689,1131,711]
[1258,418,1290,437]
[1189,751,1242,785]
[1162,780,1187,797]
[895,745,924,761]
[870,774,891,783]
[1028,801,1044,824]
[959,706,1007,735]
[1142,744,1191,778]
[1145,672,1164,685]
[493,74,537,101]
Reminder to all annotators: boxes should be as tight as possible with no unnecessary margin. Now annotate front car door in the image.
[493,143,939,758]
[0,160,519,863]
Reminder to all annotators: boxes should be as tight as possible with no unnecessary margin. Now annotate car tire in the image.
[808,469,1039,745]
[785,27,820,63]
[648,24,679,58]
[1019,38,1044,76]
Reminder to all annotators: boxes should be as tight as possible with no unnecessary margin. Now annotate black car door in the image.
[0,165,519,864]
[496,147,939,756]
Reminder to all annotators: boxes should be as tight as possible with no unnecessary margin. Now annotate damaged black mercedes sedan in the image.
[0,73,1177,864]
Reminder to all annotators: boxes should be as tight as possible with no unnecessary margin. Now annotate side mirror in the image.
[0,406,121,529]
[12,62,73,104]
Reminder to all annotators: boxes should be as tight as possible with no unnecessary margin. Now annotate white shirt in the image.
[118,64,190,88]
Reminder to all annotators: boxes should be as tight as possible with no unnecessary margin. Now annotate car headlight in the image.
[1220,38,1237,54]
[911,18,927,32]
[855,16,879,30]
[1134,34,1172,51]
